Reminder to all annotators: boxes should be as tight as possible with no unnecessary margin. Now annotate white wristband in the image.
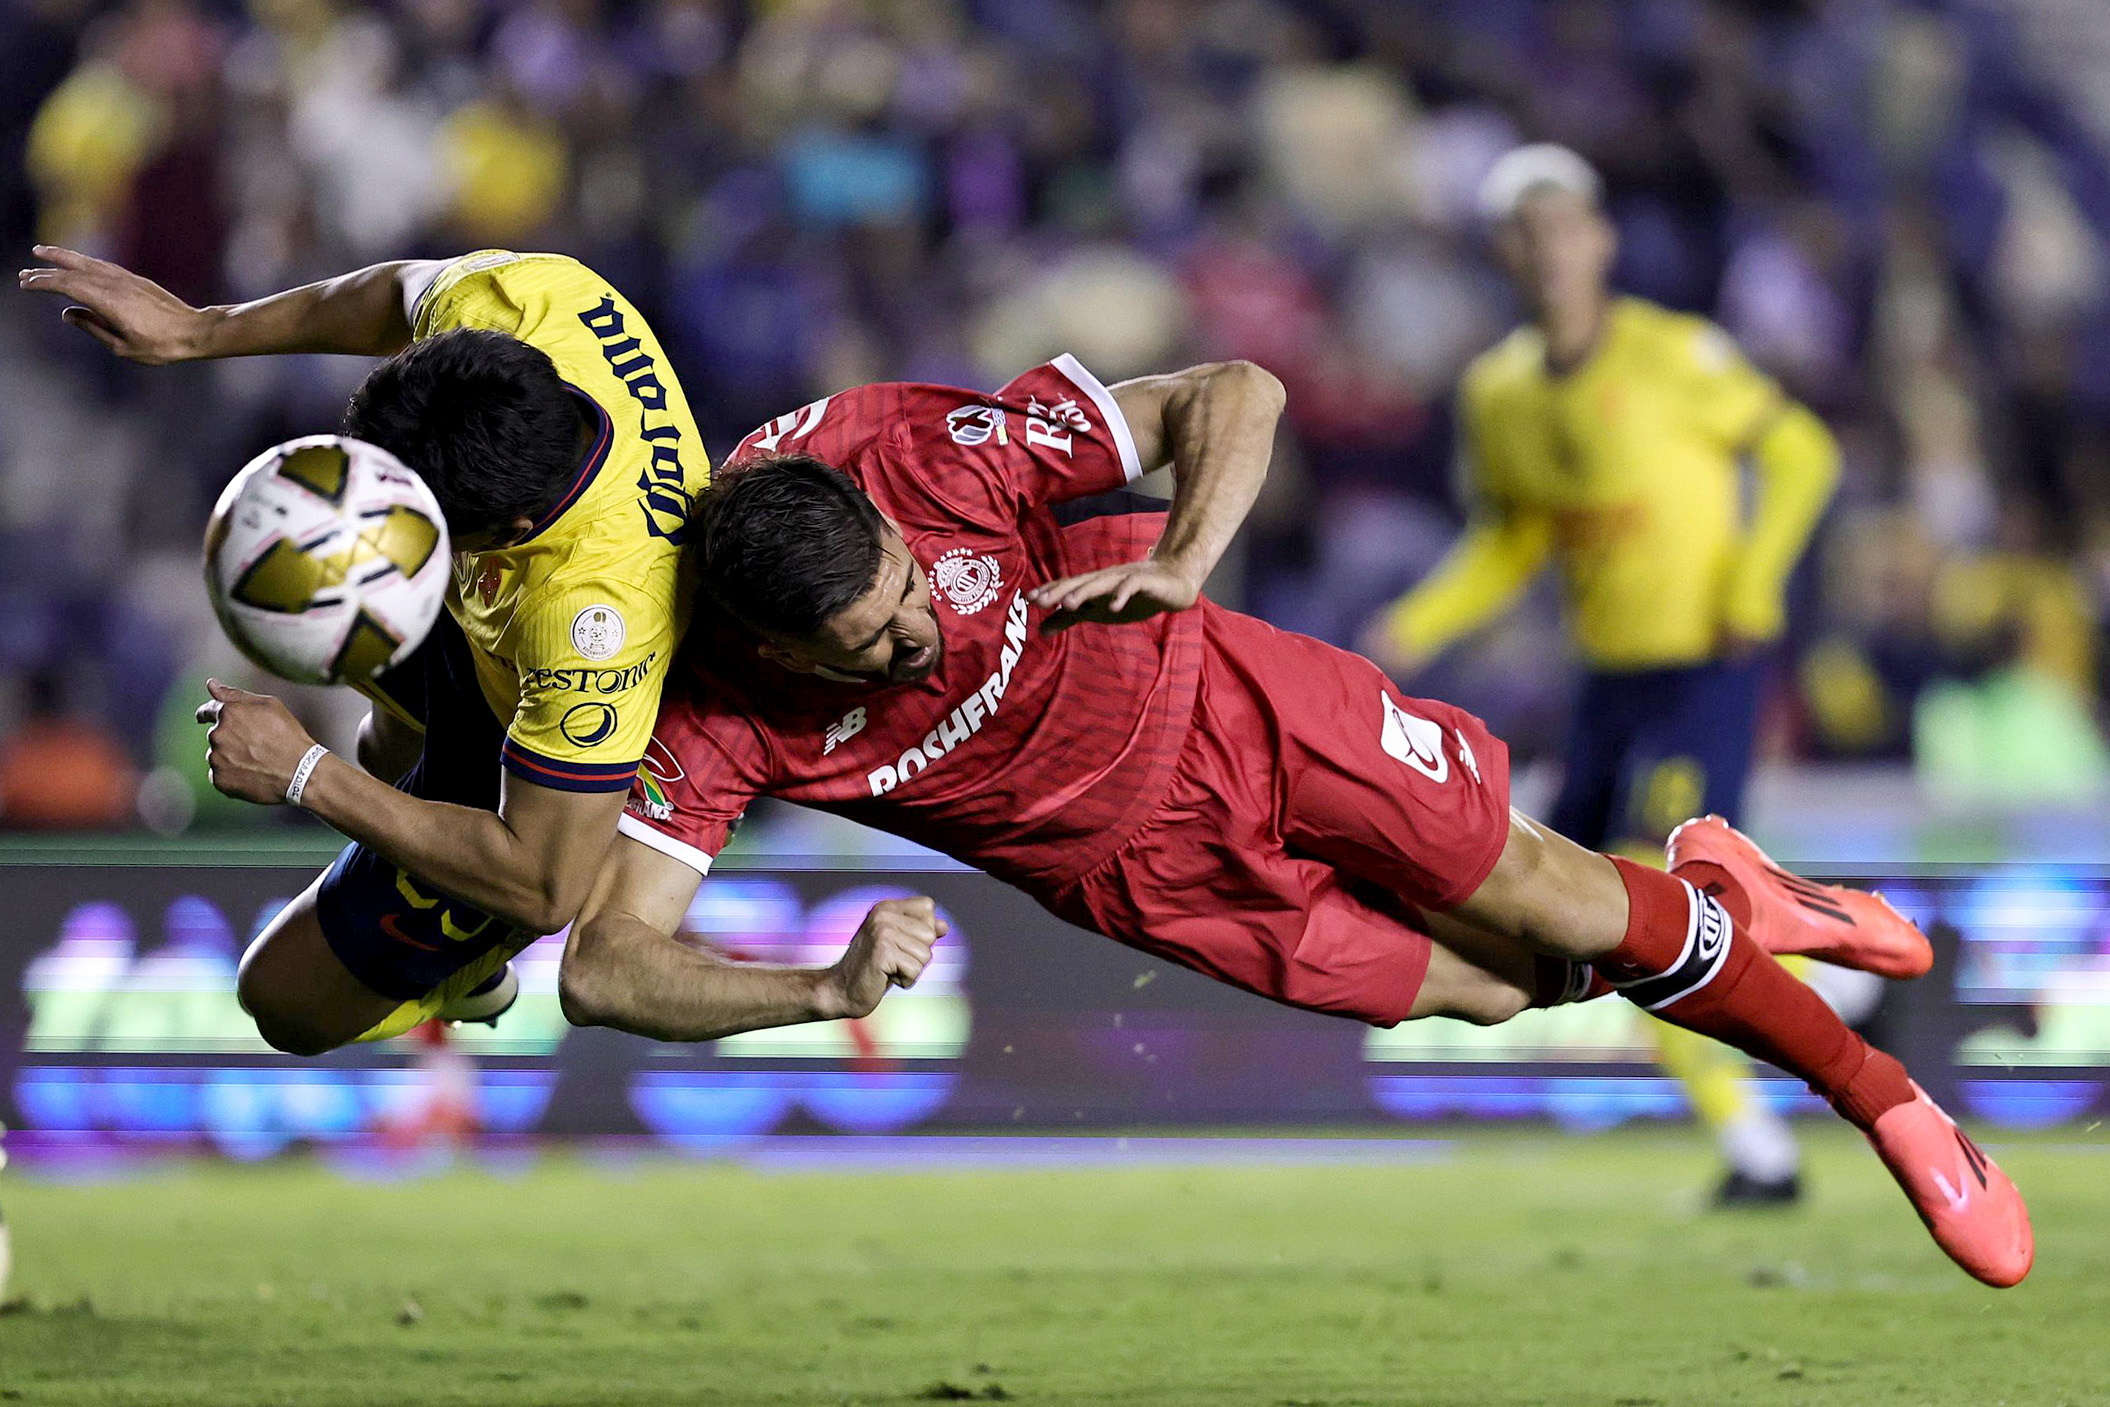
[285,744,329,807]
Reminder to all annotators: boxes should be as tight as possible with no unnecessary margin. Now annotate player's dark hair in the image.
[694,454,886,638]
[343,328,585,537]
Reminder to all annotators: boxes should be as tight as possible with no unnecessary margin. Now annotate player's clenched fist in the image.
[195,679,324,805]
[822,897,949,1019]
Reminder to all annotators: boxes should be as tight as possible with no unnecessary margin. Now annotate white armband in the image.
[285,744,330,807]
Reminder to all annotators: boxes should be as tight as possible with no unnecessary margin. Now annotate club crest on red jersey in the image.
[933,547,1003,614]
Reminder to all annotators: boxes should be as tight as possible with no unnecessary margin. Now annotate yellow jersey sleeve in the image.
[1379,506,1553,660]
[412,249,531,337]
[410,249,591,340]
[1674,317,1784,450]
[1376,377,1554,659]
[1719,401,1841,640]
[498,577,680,793]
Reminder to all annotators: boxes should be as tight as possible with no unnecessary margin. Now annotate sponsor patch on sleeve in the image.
[571,604,627,661]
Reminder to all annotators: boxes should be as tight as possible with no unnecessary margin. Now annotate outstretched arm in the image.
[18,246,444,362]
[1029,359,1285,631]
[559,836,945,1043]
[197,679,621,935]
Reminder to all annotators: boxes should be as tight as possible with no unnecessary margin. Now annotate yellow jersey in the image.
[1382,297,1838,671]
[390,249,711,792]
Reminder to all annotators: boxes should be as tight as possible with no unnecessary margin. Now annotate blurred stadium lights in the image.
[8,859,2109,1156]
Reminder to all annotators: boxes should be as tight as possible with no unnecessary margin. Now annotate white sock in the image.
[1804,961,1885,1027]
[1719,1105,1800,1184]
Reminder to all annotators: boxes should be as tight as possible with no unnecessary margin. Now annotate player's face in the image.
[1494,187,1615,318]
[794,530,944,685]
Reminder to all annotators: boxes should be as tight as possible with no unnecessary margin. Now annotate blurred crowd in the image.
[5,0,2110,830]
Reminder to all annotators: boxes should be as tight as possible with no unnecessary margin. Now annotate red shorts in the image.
[1041,603,1511,1026]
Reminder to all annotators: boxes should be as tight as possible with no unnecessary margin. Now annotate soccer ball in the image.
[204,436,450,687]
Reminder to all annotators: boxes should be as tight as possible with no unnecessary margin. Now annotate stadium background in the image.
[8,5,2110,1404]
[1,0,2109,1198]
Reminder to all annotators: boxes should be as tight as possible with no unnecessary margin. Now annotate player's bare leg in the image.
[354,703,424,787]
[238,873,520,1057]
[237,877,403,1055]
[235,699,421,1054]
[1438,811,2032,1287]
[1404,924,1537,1026]
[230,703,431,1054]
[238,704,522,1056]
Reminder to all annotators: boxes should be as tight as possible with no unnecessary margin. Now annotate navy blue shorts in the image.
[1547,657,1766,852]
[315,613,528,1001]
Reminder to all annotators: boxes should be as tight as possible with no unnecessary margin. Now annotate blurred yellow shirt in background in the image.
[25,64,161,246]
[438,101,569,246]
[1381,297,1839,671]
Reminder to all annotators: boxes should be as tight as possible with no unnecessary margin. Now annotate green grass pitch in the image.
[1,1126,2104,1406]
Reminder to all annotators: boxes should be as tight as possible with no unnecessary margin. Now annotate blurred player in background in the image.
[1365,146,1868,1205]
[20,247,709,1062]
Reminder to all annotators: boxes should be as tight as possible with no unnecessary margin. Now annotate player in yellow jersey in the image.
[20,245,710,1053]
[1365,147,1869,1204]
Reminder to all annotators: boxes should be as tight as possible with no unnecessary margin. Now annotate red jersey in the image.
[618,357,1207,892]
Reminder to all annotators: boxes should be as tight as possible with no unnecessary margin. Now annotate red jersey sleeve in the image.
[851,354,1146,534]
[613,702,771,877]
[982,354,1145,507]
[725,357,1143,535]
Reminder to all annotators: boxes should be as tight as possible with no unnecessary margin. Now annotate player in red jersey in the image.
[560,356,2031,1287]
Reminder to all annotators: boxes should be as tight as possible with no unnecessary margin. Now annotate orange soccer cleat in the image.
[1667,815,1933,980]
[1865,1082,2034,1287]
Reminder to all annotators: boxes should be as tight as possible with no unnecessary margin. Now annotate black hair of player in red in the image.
[343,328,586,537]
[693,453,886,639]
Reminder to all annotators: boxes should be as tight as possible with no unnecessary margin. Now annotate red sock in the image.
[1601,857,1912,1129]
[1668,857,1750,928]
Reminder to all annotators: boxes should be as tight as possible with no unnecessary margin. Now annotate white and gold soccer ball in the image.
[204,435,450,687]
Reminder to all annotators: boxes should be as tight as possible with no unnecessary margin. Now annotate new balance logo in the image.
[1456,731,1481,784]
[824,707,867,756]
